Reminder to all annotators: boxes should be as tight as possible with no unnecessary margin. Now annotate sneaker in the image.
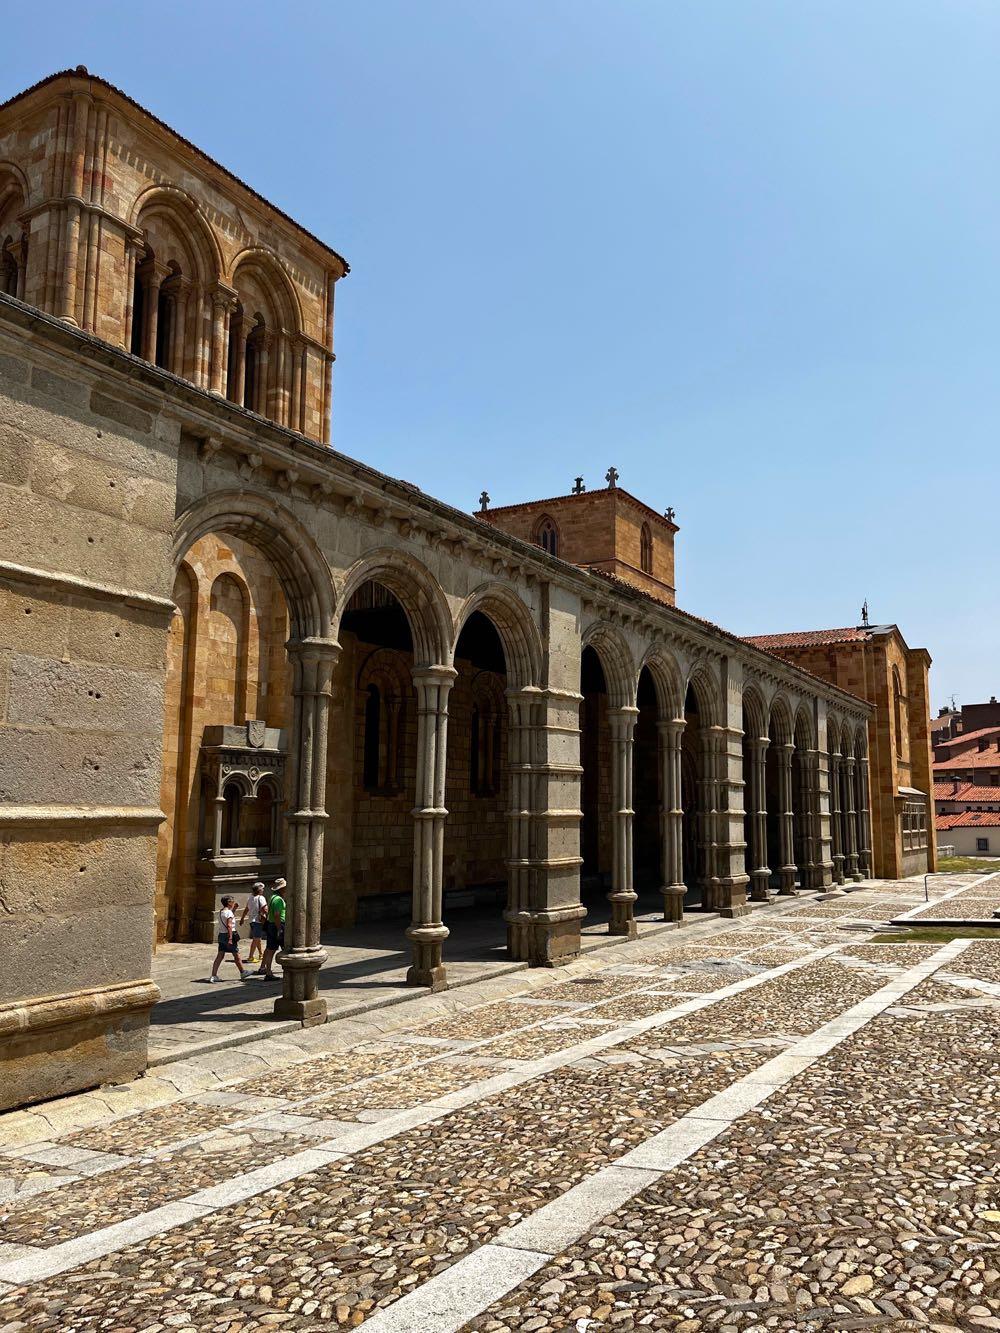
[239,972,252,982]
[209,976,219,983]
[255,967,267,976]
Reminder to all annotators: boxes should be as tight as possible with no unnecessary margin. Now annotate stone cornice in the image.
[0,558,176,617]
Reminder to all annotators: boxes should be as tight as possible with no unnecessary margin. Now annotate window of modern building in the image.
[977,837,990,852]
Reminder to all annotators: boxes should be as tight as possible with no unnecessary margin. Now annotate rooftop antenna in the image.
[860,599,870,628]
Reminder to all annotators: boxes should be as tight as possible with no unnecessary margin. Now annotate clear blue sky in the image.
[4,2,997,710]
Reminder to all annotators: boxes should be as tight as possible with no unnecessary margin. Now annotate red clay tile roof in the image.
[934,749,1000,773]
[936,810,1000,830]
[0,69,349,271]
[744,627,874,649]
[934,725,1000,752]
[934,782,1000,802]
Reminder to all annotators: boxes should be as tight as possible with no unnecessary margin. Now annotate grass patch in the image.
[876,926,1000,943]
[937,856,1000,873]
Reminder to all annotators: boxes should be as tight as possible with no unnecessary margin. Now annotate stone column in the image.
[830,750,844,884]
[843,755,861,880]
[696,731,719,910]
[166,277,191,378]
[407,665,455,990]
[255,333,271,416]
[209,287,236,394]
[230,316,249,406]
[505,683,587,967]
[856,755,873,877]
[606,705,638,937]
[141,262,168,365]
[777,742,797,894]
[289,338,305,433]
[713,707,751,919]
[275,638,338,1025]
[747,736,771,901]
[122,235,142,351]
[658,718,685,922]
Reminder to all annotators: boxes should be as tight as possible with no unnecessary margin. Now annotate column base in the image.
[607,892,638,939]
[506,905,586,966]
[778,867,798,896]
[749,871,772,903]
[406,922,449,991]
[273,995,327,1026]
[274,946,327,1026]
[717,879,751,917]
[660,885,685,923]
[719,902,752,918]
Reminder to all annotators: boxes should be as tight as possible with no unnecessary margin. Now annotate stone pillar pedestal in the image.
[830,751,845,884]
[777,742,798,894]
[713,716,751,919]
[607,705,638,937]
[407,665,455,990]
[658,718,686,923]
[857,755,873,877]
[275,638,338,1025]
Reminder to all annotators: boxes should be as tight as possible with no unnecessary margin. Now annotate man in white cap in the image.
[261,878,286,980]
[240,881,268,969]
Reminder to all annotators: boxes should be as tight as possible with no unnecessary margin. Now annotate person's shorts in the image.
[217,932,240,955]
[250,922,265,940]
[265,922,284,951]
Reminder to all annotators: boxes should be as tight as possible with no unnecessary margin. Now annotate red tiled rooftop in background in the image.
[934,748,1000,773]
[744,627,873,650]
[934,725,1000,752]
[933,782,1000,802]
[936,810,1000,830]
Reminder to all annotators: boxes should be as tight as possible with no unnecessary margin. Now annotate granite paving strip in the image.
[362,940,969,1332]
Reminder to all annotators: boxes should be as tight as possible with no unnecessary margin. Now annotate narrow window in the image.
[536,516,558,557]
[155,288,172,370]
[363,685,382,790]
[470,704,481,795]
[640,522,653,574]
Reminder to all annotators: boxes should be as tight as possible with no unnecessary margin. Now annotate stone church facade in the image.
[1,69,908,1112]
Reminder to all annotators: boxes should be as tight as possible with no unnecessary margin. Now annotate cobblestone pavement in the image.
[1,873,998,1331]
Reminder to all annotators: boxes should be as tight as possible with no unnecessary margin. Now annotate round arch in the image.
[684,661,720,728]
[130,184,224,283]
[793,705,815,749]
[230,246,302,333]
[741,683,768,741]
[453,584,542,692]
[582,622,637,709]
[172,490,335,642]
[638,644,684,721]
[768,693,794,746]
[827,715,842,755]
[336,548,451,668]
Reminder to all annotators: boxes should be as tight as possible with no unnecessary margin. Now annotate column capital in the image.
[657,717,685,737]
[411,664,458,687]
[285,636,341,665]
[211,282,238,313]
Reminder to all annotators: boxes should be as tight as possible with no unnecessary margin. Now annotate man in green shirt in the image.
[260,877,286,980]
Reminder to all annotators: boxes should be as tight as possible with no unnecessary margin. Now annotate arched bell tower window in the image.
[640,522,653,574]
[363,685,382,790]
[536,516,559,557]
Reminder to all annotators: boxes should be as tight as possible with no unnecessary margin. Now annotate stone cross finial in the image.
[479,490,490,512]
[572,476,586,494]
[665,506,675,523]
[605,466,619,489]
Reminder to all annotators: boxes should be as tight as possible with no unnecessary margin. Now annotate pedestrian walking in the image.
[240,881,268,966]
[260,878,287,980]
[209,896,251,982]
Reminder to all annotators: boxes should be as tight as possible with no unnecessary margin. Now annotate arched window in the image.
[363,685,382,790]
[892,667,907,760]
[640,522,653,574]
[241,779,277,851]
[155,282,173,370]
[536,516,559,557]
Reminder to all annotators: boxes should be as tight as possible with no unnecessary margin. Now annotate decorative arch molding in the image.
[129,183,225,281]
[853,722,870,760]
[638,644,684,721]
[453,583,543,692]
[741,683,769,742]
[229,245,303,333]
[582,621,637,709]
[684,660,721,728]
[172,490,335,643]
[335,547,451,669]
[827,715,842,755]
[768,693,794,747]
[793,704,816,749]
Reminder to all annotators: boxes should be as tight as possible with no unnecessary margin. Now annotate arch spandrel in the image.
[453,583,543,692]
[172,490,335,643]
[336,548,452,669]
[581,621,637,709]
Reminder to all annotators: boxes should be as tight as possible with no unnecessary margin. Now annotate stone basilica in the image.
[0,69,934,1109]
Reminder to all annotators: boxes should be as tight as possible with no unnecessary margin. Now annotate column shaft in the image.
[607,706,638,937]
[406,666,455,990]
[748,737,771,901]
[659,719,685,922]
[777,743,797,894]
